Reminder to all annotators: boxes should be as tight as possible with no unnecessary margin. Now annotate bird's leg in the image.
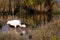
[15,26,16,29]
[15,26,17,31]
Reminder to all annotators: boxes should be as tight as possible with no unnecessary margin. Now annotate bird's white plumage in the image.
[7,20,26,28]
[7,20,26,34]
[7,20,21,27]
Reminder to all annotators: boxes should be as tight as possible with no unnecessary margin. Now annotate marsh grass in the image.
[0,20,60,40]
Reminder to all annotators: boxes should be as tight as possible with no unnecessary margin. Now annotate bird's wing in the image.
[7,20,21,26]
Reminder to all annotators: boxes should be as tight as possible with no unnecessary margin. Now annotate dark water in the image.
[57,0,60,2]
[2,24,10,34]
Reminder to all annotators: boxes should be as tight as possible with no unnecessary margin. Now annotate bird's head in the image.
[20,24,26,28]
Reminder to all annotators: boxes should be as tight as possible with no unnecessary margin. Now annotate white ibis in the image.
[2,19,32,40]
[7,20,26,34]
